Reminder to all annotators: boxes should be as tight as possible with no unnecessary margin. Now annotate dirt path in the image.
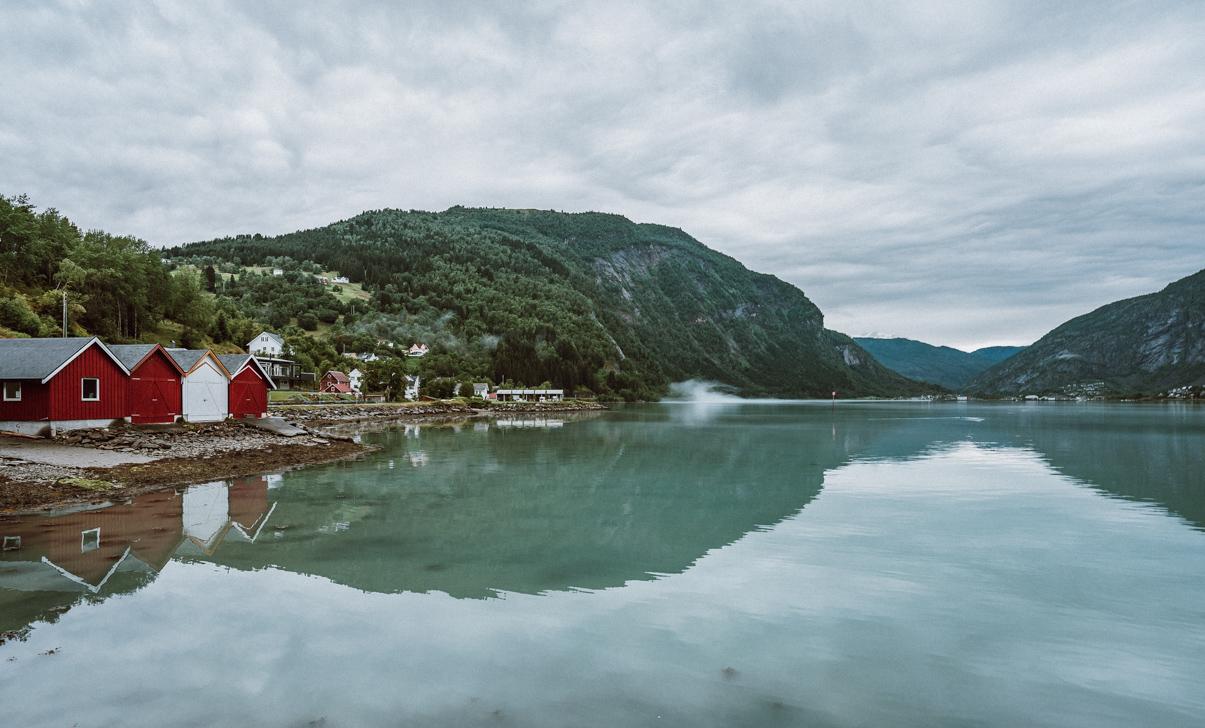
[0,437,156,467]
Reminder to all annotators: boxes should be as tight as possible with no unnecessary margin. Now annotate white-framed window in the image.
[81,528,100,552]
[2,535,20,551]
[2,381,20,401]
[81,377,100,401]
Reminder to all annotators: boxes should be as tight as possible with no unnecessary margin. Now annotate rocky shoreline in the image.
[0,399,607,514]
[273,399,607,426]
[0,418,373,514]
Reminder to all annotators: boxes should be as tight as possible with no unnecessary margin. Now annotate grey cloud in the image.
[1,0,1203,349]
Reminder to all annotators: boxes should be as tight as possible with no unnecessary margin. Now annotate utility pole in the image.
[62,291,67,337]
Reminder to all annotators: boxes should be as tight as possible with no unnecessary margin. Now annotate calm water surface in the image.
[2,402,1204,727]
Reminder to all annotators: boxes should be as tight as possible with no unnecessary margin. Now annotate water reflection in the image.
[1,404,1204,727]
[1,403,1203,634]
[0,476,274,632]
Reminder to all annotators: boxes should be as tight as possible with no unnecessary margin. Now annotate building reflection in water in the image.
[0,475,274,629]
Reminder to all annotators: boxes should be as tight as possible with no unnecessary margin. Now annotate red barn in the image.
[109,344,185,424]
[219,354,276,418]
[0,337,131,437]
[320,370,354,394]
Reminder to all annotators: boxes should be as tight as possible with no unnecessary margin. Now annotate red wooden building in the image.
[320,370,354,394]
[218,354,276,418]
[109,344,185,424]
[0,337,131,437]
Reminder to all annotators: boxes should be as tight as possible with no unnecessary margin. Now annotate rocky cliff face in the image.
[971,269,1205,395]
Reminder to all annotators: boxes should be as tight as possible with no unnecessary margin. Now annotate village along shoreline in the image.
[0,399,606,515]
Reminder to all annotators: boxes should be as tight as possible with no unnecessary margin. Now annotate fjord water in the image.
[2,403,1204,727]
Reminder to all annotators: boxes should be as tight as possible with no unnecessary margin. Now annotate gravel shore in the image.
[0,399,607,514]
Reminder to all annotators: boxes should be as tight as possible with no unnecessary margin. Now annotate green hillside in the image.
[171,207,928,400]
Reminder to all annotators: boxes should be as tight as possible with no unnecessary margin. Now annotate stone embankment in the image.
[273,399,606,426]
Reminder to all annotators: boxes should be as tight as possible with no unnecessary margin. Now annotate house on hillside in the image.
[109,344,185,424]
[0,337,132,437]
[248,331,284,358]
[271,268,284,277]
[168,349,230,423]
[348,368,364,393]
[332,276,350,284]
[320,370,354,394]
[218,354,276,418]
[247,331,312,389]
[406,343,429,358]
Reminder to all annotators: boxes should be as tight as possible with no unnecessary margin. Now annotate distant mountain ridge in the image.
[971,268,1205,396]
[173,207,928,399]
[853,337,1025,390]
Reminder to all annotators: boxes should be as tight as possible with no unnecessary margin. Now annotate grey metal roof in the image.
[217,354,251,373]
[251,331,283,345]
[0,337,96,380]
[166,348,211,373]
[219,353,276,389]
[107,344,159,371]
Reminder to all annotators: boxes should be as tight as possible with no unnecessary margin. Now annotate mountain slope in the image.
[971,269,1205,396]
[969,346,1026,365]
[173,207,926,399]
[853,337,1023,390]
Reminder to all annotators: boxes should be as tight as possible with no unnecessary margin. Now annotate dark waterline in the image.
[2,402,1204,727]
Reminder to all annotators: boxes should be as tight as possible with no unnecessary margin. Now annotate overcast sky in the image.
[2,1,1203,349]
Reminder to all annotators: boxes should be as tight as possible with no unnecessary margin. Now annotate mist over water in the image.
[666,380,746,402]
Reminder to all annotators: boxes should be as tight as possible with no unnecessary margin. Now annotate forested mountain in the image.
[172,207,926,399]
[853,337,1024,390]
[971,269,1205,396]
[970,345,1026,365]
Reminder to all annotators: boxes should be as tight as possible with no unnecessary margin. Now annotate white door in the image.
[182,359,229,422]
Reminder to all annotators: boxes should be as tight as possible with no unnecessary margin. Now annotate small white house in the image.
[168,349,230,423]
[404,375,420,401]
[348,368,363,393]
[332,276,350,284]
[495,388,564,402]
[406,343,429,358]
[271,268,284,277]
[248,331,284,359]
[472,383,490,399]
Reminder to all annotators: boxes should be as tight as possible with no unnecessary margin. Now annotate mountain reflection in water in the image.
[1,402,1202,636]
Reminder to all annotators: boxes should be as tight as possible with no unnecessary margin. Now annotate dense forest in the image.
[2,195,926,399]
[171,207,925,399]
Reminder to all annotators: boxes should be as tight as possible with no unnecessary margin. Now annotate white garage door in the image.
[182,360,229,422]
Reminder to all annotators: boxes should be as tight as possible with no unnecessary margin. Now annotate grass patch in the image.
[57,477,120,492]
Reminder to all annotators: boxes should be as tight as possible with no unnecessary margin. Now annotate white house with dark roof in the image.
[248,331,284,358]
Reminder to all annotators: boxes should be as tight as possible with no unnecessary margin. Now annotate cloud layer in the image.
[2,0,1203,348]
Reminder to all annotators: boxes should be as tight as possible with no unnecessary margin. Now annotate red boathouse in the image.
[218,354,276,419]
[0,337,131,437]
[109,344,185,424]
